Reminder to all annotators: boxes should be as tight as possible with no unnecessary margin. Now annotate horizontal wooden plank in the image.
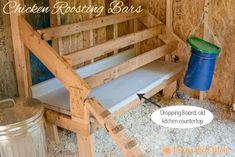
[18,16,90,95]
[85,98,145,157]
[46,110,90,136]
[39,12,147,41]
[86,40,178,88]
[64,25,165,66]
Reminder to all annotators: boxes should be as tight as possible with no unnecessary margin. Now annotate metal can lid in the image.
[0,98,44,126]
[187,36,221,55]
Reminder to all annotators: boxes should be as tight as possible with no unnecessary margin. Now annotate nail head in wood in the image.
[125,140,137,149]
[111,125,124,134]
[100,110,111,118]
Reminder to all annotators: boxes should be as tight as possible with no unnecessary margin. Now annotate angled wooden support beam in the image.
[46,110,90,136]
[139,11,186,47]
[86,40,179,88]
[138,11,163,27]
[159,32,186,46]
[39,11,147,41]
[86,98,145,157]
[64,25,166,66]
[18,16,90,94]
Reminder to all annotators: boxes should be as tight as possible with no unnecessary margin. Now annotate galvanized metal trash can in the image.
[0,98,47,157]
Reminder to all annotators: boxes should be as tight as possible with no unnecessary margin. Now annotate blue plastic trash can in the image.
[184,36,221,91]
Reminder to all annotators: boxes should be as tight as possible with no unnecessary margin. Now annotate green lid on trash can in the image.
[187,36,221,55]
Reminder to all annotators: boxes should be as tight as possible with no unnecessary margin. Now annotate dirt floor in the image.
[47,92,235,157]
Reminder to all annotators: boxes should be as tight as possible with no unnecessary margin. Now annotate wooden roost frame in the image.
[10,0,185,156]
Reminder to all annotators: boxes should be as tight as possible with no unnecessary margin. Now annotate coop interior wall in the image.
[133,0,235,105]
[0,0,18,99]
[0,0,234,106]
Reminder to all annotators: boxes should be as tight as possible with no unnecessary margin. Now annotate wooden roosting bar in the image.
[10,0,185,156]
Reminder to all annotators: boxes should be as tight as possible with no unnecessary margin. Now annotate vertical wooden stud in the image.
[77,134,95,157]
[113,24,119,54]
[163,0,177,98]
[10,0,31,97]
[45,120,60,144]
[94,0,106,58]
[199,0,210,100]
[70,87,94,157]
[44,0,62,144]
[128,0,134,34]
[81,0,94,63]
[163,81,177,98]
[203,0,210,41]
[49,0,63,54]
[134,19,141,55]
[113,0,120,55]
[70,87,87,119]
[131,0,141,55]
[165,0,174,61]
[199,92,207,100]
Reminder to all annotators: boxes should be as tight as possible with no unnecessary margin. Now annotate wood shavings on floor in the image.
[47,93,235,157]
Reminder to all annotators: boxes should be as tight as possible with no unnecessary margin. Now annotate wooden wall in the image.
[206,0,235,105]
[25,0,53,85]
[1,0,234,105]
[133,0,235,105]
[25,0,131,83]
[0,0,132,100]
[0,0,18,100]
[60,0,107,55]
[58,0,131,66]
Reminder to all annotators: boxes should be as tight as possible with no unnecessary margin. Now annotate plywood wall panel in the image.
[131,0,235,105]
[93,0,106,45]
[172,0,204,63]
[173,0,235,105]
[134,0,166,24]
[131,0,166,54]
[172,0,204,41]
[60,0,83,55]
[0,0,18,99]
[206,0,235,105]
[171,0,205,97]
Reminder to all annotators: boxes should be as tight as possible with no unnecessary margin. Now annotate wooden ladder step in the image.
[86,98,145,157]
